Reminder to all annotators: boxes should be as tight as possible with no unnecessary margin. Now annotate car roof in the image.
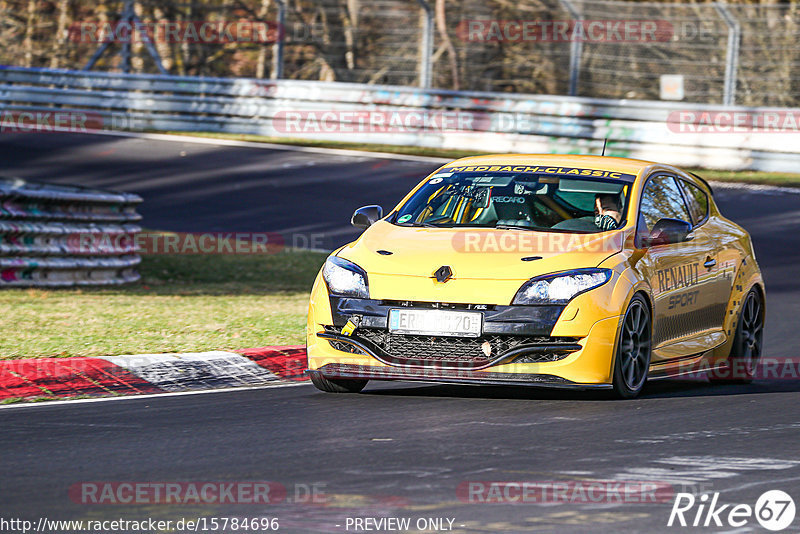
[443,154,657,177]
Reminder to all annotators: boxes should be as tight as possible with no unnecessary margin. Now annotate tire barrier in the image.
[0,177,142,287]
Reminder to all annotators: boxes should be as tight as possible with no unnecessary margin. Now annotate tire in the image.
[711,288,764,384]
[612,294,652,399]
[310,373,368,393]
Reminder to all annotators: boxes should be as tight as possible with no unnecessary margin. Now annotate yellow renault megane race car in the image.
[306,155,764,398]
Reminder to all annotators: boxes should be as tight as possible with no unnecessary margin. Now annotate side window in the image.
[638,175,692,240]
[678,179,709,225]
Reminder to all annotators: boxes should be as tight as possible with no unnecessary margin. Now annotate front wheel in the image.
[612,295,652,399]
[310,373,368,393]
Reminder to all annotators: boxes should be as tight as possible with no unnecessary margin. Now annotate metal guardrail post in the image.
[121,5,132,74]
[558,0,582,97]
[272,0,286,79]
[83,0,167,75]
[714,3,740,106]
[415,0,434,89]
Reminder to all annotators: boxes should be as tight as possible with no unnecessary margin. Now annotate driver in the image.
[595,193,623,231]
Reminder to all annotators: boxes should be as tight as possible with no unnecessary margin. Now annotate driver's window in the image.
[638,174,692,240]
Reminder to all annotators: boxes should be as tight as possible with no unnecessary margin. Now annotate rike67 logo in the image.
[668,490,796,531]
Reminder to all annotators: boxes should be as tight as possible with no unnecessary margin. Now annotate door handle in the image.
[704,258,716,269]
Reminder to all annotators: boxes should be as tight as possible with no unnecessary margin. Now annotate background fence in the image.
[2,66,799,173]
[0,176,142,287]
[1,0,798,107]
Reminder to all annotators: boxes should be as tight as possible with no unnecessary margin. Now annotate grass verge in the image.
[0,251,326,359]
[167,131,800,188]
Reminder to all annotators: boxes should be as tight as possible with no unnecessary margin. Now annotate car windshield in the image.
[393,171,631,233]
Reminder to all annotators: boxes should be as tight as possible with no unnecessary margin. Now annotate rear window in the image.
[678,179,709,225]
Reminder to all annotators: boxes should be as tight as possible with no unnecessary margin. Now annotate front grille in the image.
[327,338,368,355]
[323,326,578,369]
[379,300,495,311]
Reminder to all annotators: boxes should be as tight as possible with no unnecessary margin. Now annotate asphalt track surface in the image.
[1,133,800,533]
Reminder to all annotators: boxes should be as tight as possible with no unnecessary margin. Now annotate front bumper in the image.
[318,326,582,370]
[308,286,623,386]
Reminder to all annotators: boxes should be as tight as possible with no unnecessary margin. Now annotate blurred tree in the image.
[0,0,797,106]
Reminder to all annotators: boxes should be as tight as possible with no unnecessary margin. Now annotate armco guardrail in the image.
[0,177,141,287]
[1,66,799,172]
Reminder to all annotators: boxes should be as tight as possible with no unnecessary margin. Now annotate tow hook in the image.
[341,315,362,337]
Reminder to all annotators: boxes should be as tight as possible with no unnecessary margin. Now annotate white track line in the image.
[708,180,800,195]
[0,381,309,411]
[85,130,451,164]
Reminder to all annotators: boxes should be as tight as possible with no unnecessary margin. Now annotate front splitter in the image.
[308,364,612,390]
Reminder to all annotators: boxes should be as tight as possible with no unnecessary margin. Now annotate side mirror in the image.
[351,205,383,230]
[645,218,693,247]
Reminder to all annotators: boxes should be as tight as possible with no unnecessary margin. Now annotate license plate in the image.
[388,309,482,337]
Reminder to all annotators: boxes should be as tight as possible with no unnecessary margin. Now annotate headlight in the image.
[512,268,612,305]
[322,256,369,298]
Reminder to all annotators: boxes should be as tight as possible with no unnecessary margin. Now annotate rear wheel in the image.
[612,295,652,399]
[310,373,368,393]
[712,288,763,384]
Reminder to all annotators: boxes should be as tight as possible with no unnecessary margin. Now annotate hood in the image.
[337,221,625,281]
